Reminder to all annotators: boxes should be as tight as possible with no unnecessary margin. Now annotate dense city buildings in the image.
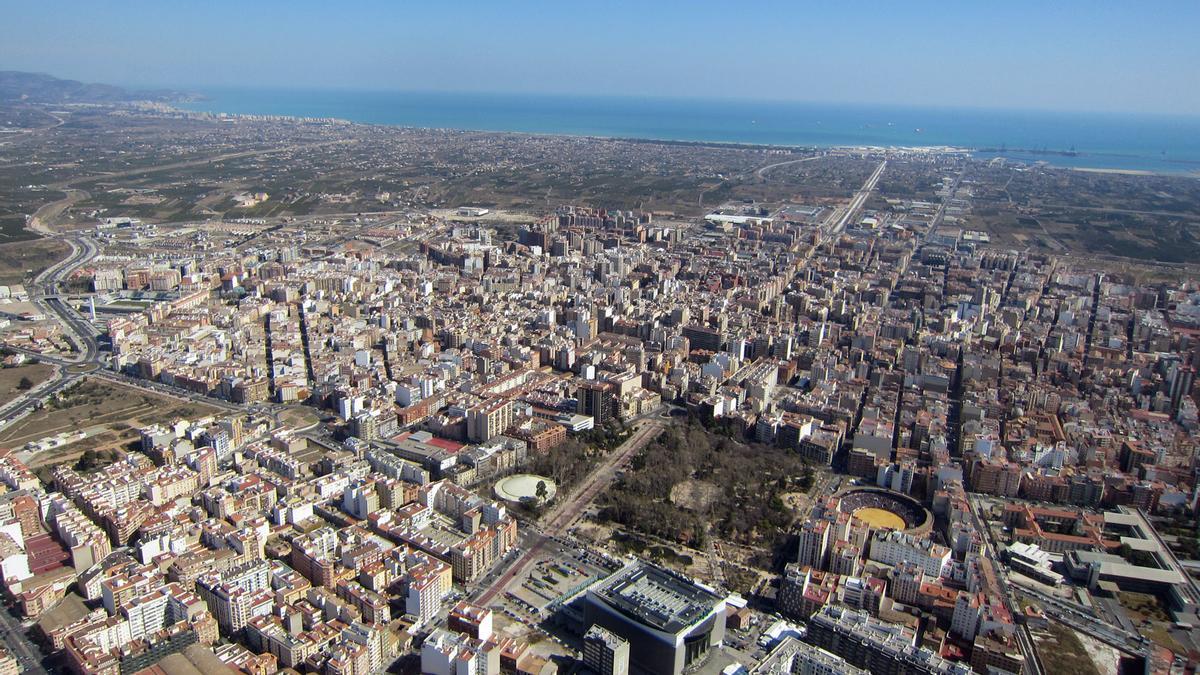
[0,86,1198,675]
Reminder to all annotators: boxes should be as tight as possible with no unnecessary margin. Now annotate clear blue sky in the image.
[3,1,1198,115]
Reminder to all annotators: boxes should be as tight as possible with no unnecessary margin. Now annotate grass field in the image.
[0,377,222,451]
[0,238,71,286]
[0,362,55,407]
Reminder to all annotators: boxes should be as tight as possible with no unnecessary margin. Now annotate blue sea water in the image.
[180,88,1200,174]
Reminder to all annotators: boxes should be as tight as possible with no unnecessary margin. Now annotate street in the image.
[0,604,49,675]
[473,418,665,607]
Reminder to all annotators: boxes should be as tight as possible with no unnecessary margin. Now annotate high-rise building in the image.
[466,397,516,442]
[796,520,830,570]
[582,624,629,675]
[868,530,950,578]
[577,380,617,425]
[682,324,723,352]
[405,554,453,627]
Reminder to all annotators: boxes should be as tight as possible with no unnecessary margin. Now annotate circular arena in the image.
[836,488,931,535]
[494,474,557,504]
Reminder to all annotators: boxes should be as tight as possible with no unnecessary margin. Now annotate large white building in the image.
[197,560,274,632]
[751,636,868,675]
[122,588,171,642]
[868,530,950,578]
[405,553,452,627]
[582,561,727,675]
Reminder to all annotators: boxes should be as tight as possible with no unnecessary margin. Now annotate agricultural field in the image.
[965,163,1200,264]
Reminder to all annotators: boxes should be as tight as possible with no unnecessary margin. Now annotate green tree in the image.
[16,376,33,390]
[78,449,99,471]
[535,480,548,502]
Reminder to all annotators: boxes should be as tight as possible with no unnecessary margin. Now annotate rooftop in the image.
[591,560,724,634]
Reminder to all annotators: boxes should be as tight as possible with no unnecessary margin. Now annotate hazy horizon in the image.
[4,1,1199,116]
[152,83,1200,120]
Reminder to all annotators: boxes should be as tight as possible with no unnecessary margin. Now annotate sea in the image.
[179,88,1200,175]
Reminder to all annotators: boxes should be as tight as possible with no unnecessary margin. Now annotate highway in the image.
[0,370,83,432]
[23,229,101,366]
[753,154,823,179]
[0,230,101,434]
[823,159,886,241]
[472,418,665,607]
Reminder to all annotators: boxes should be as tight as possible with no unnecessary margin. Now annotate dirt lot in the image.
[278,406,320,430]
[27,429,128,469]
[0,362,55,407]
[0,377,222,451]
[1034,622,1101,675]
[670,479,721,511]
[0,238,71,286]
[1117,591,1188,654]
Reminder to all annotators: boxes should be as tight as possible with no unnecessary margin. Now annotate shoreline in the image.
[1070,167,1157,176]
[157,101,1200,178]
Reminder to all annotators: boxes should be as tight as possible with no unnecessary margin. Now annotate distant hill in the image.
[0,70,198,104]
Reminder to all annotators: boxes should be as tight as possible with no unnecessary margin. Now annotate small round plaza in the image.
[494,473,557,504]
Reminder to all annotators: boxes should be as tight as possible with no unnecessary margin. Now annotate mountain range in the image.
[0,70,198,104]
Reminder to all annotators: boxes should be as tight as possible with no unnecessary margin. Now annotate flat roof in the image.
[35,592,89,634]
[591,560,723,634]
[1069,550,1186,585]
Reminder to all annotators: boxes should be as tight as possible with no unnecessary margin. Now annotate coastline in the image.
[1070,167,1157,176]
[167,93,1200,177]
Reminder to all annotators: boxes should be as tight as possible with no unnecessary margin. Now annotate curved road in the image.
[1,201,102,432]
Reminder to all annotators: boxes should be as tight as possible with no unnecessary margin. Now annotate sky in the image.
[2,1,1199,115]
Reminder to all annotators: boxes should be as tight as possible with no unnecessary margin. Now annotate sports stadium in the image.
[835,487,932,536]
